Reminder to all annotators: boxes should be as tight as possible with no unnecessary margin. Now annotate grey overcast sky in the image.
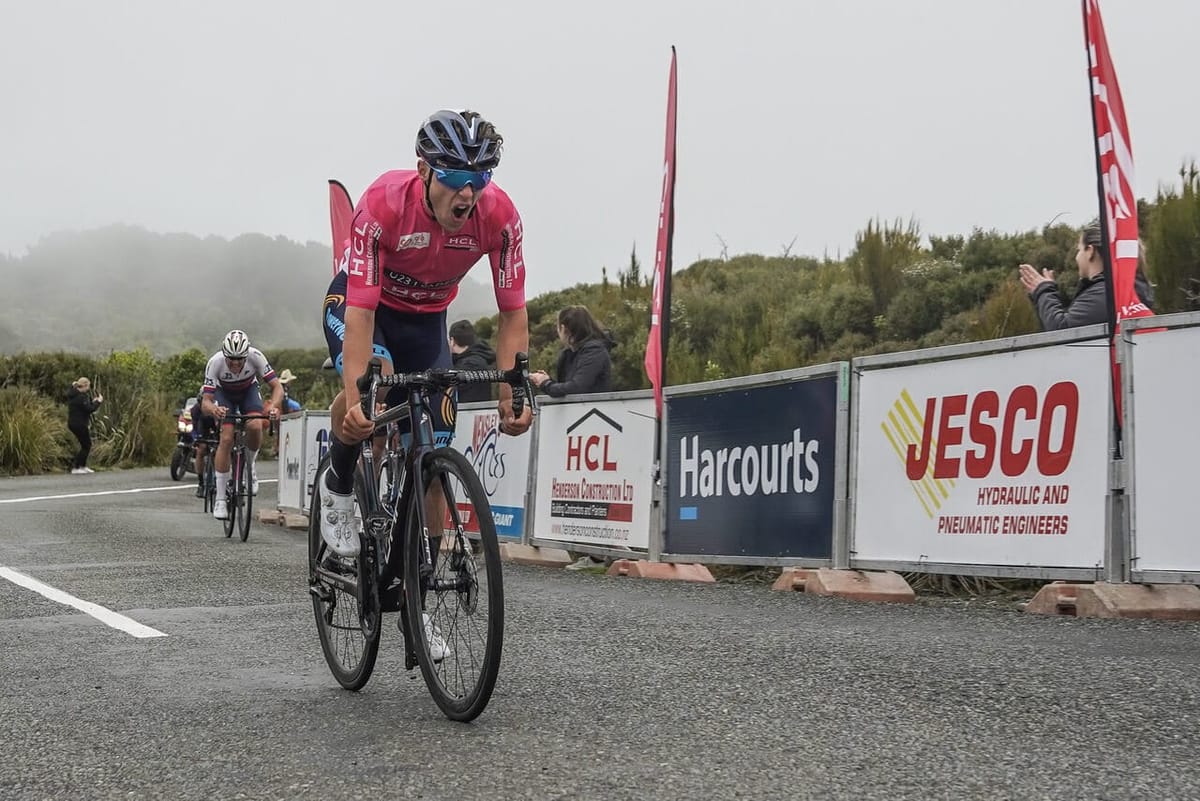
[2,0,1196,296]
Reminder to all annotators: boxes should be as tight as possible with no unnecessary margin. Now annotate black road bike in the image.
[216,413,274,542]
[308,354,534,722]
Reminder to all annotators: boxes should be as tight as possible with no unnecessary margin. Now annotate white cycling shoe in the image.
[250,469,259,496]
[319,470,359,557]
[423,613,451,662]
[212,499,229,520]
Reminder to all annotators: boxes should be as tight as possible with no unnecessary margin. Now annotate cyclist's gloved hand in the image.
[498,398,532,437]
[342,402,375,442]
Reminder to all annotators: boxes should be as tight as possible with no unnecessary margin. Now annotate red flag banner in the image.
[329,179,354,275]
[1083,0,1152,324]
[645,47,678,419]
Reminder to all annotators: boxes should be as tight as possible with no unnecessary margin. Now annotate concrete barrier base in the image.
[607,559,716,583]
[771,568,915,603]
[1026,581,1200,620]
[259,509,308,530]
[498,543,573,568]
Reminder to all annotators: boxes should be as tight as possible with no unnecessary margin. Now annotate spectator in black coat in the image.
[449,319,497,403]
[66,377,103,474]
[1018,222,1155,330]
[531,305,614,397]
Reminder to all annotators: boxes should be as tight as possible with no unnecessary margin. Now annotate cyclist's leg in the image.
[239,385,266,491]
[212,390,243,514]
[319,275,393,556]
[384,311,456,559]
[323,275,393,496]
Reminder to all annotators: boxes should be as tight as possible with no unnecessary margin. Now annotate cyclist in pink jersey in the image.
[319,109,532,564]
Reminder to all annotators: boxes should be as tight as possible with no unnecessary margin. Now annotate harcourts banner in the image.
[532,398,655,549]
[853,342,1110,568]
[451,405,531,540]
[664,377,838,559]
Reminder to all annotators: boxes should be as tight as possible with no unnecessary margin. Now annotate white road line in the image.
[0,479,278,505]
[0,566,168,638]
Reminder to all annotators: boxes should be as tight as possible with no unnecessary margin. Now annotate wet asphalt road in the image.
[1,467,1198,801]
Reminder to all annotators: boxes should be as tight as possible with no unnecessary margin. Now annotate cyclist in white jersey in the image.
[200,330,283,519]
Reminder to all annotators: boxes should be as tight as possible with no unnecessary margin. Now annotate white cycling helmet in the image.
[222,329,251,359]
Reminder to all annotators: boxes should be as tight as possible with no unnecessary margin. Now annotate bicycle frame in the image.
[312,357,532,607]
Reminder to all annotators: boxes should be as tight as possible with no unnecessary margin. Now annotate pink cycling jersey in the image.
[344,170,526,314]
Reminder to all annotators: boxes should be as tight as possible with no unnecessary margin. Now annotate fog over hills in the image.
[0,225,503,356]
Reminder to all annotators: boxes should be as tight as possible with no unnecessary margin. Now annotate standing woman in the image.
[530,305,614,397]
[67,377,103,474]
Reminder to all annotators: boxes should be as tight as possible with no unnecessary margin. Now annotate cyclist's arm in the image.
[200,355,221,416]
[343,208,386,402]
[487,202,528,394]
[494,307,529,396]
[341,306,377,401]
[263,377,284,414]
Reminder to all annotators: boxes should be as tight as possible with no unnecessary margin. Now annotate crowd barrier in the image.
[849,324,1113,580]
[276,410,331,515]
[655,363,849,567]
[274,319,1196,588]
[527,391,656,562]
[1120,312,1200,584]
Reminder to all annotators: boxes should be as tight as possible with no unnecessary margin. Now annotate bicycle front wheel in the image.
[309,457,379,690]
[404,447,504,722]
[222,484,236,539]
[238,458,253,542]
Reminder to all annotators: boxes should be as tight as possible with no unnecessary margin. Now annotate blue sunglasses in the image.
[432,167,493,192]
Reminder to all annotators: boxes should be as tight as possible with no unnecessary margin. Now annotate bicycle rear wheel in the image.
[309,457,379,690]
[404,447,504,722]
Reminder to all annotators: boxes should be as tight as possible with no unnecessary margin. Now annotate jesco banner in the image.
[852,341,1110,568]
[664,376,839,559]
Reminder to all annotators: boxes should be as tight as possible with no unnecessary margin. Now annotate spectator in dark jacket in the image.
[1019,222,1155,330]
[449,319,496,403]
[66,377,103,474]
[531,305,614,397]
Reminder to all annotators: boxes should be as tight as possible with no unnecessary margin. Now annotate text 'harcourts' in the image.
[678,429,819,499]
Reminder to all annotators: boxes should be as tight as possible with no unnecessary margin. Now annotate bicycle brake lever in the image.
[509,352,533,419]
[357,358,383,419]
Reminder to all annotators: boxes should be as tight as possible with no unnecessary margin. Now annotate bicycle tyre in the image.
[404,447,504,722]
[309,456,380,690]
[239,456,253,542]
[203,460,216,514]
[222,452,238,538]
[170,447,187,481]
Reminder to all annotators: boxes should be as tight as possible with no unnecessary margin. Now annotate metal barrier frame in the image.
[847,324,1114,580]
[1120,311,1200,585]
[653,362,850,568]
[527,389,657,562]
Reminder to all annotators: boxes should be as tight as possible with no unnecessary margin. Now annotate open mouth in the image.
[451,203,470,220]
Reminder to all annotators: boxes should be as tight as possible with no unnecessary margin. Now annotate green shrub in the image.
[90,389,175,468]
[0,387,71,474]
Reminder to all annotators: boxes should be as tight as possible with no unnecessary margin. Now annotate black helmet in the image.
[415,109,503,170]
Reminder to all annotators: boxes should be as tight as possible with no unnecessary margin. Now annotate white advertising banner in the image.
[1128,325,1200,573]
[533,398,656,550]
[450,406,532,540]
[853,344,1110,568]
[276,413,306,511]
[301,411,332,515]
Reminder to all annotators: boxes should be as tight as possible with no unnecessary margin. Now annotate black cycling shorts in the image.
[323,271,456,445]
